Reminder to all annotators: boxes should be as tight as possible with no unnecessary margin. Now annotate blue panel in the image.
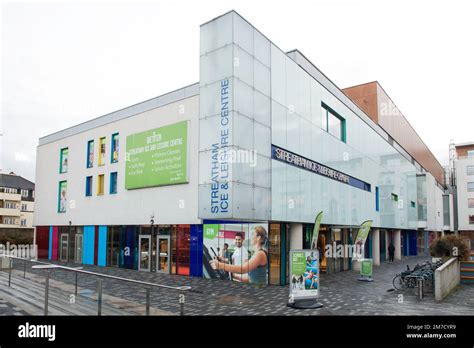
[375,187,380,211]
[48,226,53,260]
[190,225,203,277]
[123,226,136,269]
[83,226,95,265]
[409,231,417,256]
[98,226,107,267]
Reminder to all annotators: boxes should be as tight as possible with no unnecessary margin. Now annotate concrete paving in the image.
[1,255,473,316]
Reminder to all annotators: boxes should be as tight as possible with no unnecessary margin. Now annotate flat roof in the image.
[38,82,199,146]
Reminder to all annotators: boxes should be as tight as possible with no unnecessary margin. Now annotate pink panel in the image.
[51,226,59,260]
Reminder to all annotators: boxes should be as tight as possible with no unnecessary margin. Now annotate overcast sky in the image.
[2,0,473,182]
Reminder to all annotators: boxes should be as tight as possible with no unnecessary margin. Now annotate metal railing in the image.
[2,255,192,316]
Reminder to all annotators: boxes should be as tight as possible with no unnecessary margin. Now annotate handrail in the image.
[4,255,192,291]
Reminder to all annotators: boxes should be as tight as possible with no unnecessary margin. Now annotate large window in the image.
[470,215,474,224]
[468,182,474,192]
[21,189,29,197]
[60,148,69,173]
[97,175,104,195]
[321,103,346,143]
[467,166,474,176]
[468,150,474,158]
[110,172,118,194]
[469,198,474,208]
[87,140,94,168]
[111,133,119,163]
[58,181,67,213]
[99,137,106,166]
[85,176,93,197]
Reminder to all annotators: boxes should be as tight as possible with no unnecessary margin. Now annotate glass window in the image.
[469,198,474,208]
[391,193,398,201]
[99,137,106,166]
[110,172,118,194]
[58,181,67,213]
[327,111,341,139]
[97,175,104,195]
[321,106,327,131]
[467,166,474,176]
[375,187,380,211]
[269,224,281,285]
[85,176,93,197]
[321,103,346,142]
[60,148,69,173]
[468,150,474,158]
[410,201,416,208]
[87,140,94,168]
[111,133,119,163]
[470,215,474,224]
[468,182,474,192]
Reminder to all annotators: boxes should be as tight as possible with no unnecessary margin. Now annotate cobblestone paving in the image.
[0,297,29,316]
[4,255,474,316]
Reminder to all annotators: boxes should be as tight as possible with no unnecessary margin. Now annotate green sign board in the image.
[291,252,306,275]
[360,259,373,277]
[125,121,188,189]
[203,224,219,240]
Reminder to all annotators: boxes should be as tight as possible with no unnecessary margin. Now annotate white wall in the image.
[456,157,474,231]
[434,257,460,302]
[34,95,200,227]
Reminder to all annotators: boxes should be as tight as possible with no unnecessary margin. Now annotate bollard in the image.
[8,259,12,287]
[44,270,50,316]
[75,272,78,296]
[145,288,150,316]
[417,278,423,300]
[97,279,103,316]
[23,260,26,278]
[179,294,185,316]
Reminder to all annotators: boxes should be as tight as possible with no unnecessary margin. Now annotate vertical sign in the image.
[289,249,320,300]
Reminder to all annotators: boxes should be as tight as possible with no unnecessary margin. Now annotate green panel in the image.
[125,121,188,189]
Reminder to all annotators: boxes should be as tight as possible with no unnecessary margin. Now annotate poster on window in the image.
[58,181,67,213]
[289,249,319,300]
[202,223,269,285]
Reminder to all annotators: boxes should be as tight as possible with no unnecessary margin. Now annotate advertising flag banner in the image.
[289,250,319,300]
[354,220,373,257]
[310,211,323,249]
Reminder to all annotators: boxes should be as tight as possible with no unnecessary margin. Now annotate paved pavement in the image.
[2,255,474,316]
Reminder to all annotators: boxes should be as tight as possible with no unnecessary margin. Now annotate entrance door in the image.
[157,236,170,273]
[59,233,68,262]
[139,235,151,272]
[75,234,83,263]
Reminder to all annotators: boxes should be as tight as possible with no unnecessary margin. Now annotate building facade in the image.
[34,11,448,285]
[453,142,474,247]
[0,173,35,237]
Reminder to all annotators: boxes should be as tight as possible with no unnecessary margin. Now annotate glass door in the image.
[139,235,151,272]
[268,224,281,285]
[157,236,170,273]
[60,233,68,262]
[75,233,83,263]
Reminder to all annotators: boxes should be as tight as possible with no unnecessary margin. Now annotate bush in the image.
[429,235,470,261]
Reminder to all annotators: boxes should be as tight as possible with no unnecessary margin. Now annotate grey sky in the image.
[2,0,473,182]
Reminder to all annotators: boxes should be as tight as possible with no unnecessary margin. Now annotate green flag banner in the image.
[354,220,373,256]
[310,211,323,249]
